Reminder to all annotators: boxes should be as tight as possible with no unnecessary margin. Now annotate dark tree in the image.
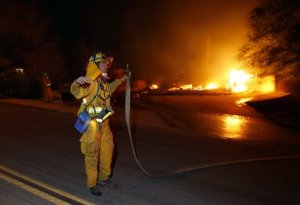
[239,0,300,80]
[0,1,66,83]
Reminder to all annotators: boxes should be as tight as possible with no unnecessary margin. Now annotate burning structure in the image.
[149,68,275,95]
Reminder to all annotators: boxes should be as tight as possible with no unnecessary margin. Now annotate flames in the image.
[204,83,219,90]
[149,84,159,90]
[228,70,253,93]
[166,83,218,92]
[180,84,193,90]
[149,69,275,93]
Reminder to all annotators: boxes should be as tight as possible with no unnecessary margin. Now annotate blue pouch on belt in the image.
[74,110,91,134]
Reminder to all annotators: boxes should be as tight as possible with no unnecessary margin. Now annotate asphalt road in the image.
[0,95,300,205]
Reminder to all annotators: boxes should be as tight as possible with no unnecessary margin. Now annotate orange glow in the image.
[156,69,275,94]
[258,75,275,93]
[149,84,159,90]
[223,115,247,139]
[235,98,253,107]
[168,87,180,91]
[228,69,253,93]
[204,83,219,90]
[193,85,203,91]
[180,84,193,90]
[168,84,203,91]
[167,82,219,91]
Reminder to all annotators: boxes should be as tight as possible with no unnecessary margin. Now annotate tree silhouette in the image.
[239,0,300,79]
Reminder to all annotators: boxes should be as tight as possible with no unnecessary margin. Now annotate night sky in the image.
[3,0,259,83]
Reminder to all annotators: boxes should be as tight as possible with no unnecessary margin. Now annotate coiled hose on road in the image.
[124,66,300,178]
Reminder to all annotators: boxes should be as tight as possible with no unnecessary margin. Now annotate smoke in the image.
[121,0,259,84]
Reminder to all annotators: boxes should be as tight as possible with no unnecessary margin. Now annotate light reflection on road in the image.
[192,112,300,143]
[222,115,249,140]
[138,95,299,143]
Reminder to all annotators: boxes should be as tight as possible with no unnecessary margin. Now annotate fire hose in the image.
[124,65,300,178]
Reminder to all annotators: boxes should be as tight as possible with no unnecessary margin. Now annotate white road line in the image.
[0,172,71,205]
[0,165,95,205]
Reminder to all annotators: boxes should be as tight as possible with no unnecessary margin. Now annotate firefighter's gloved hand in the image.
[76,76,91,88]
[120,75,127,82]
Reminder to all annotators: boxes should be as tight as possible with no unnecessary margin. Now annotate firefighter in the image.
[70,51,126,196]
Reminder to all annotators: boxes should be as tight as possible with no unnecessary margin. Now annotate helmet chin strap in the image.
[101,76,109,83]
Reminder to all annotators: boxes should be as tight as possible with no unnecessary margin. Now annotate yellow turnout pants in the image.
[80,120,114,188]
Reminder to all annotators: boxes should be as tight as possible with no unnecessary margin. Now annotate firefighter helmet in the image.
[89,51,111,66]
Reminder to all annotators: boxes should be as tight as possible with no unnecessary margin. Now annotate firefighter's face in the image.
[97,61,109,73]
